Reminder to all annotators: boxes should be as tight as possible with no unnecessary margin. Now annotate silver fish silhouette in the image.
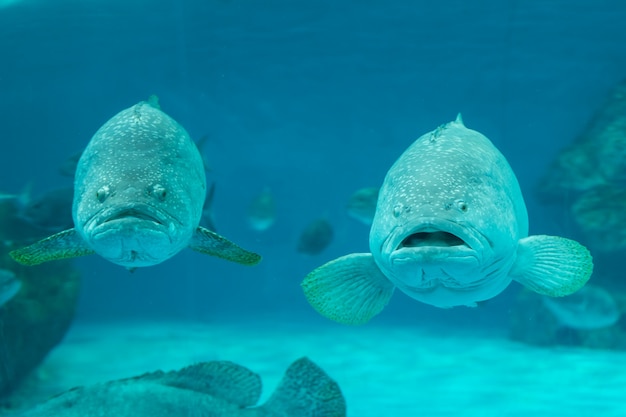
[10,97,260,269]
[346,187,379,226]
[302,115,593,324]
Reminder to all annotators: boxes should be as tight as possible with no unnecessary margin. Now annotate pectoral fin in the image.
[189,226,261,266]
[510,235,593,297]
[157,361,261,407]
[301,253,394,325]
[9,229,94,266]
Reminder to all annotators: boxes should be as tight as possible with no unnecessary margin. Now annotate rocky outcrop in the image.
[509,288,626,350]
[0,201,80,399]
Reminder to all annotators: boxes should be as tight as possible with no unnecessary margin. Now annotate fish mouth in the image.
[387,218,486,262]
[399,230,467,249]
[85,204,176,233]
[378,218,508,304]
[103,208,164,225]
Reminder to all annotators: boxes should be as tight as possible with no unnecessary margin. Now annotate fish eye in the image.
[151,184,167,201]
[96,186,111,203]
[455,199,468,212]
[393,204,411,218]
[393,204,403,218]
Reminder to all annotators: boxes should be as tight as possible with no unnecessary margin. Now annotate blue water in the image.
[1,0,626,415]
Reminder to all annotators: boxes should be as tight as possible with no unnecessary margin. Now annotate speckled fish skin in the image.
[7,357,346,417]
[73,99,205,267]
[301,115,592,325]
[370,116,527,307]
[9,98,261,268]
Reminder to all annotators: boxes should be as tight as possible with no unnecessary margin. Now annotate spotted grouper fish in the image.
[7,357,346,417]
[302,115,593,325]
[10,96,260,269]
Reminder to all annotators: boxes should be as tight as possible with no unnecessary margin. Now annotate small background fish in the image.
[297,218,334,255]
[247,187,276,232]
[346,187,379,226]
[0,268,21,307]
[0,193,18,201]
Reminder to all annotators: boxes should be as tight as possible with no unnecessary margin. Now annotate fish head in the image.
[369,116,528,307]
[75,179,198,267]
[72,100,206,267]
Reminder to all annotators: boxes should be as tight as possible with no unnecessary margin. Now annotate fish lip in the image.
[386,218,486,260]
[103,207,163,224]
[85,204,177,232]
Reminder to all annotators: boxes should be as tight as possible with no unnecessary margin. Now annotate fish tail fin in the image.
[301,253,394,325]
[510,235,593,297]
[259,357,346,417]
[200,182,217,231]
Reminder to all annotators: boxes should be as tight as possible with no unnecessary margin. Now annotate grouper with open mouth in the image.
[10,96,261,269]
[302,115,593,325]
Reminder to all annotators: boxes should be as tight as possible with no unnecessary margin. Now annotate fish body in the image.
[247,187,276,231]
[302,115,593,324]
[10,97,260,268]
[59,135,210,179]
[369,115,529,307]
[297,218,333,255]
[0,269,21,307]
[9,357,346,417]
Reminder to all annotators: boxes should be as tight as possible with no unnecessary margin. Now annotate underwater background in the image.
[1,0,626,415]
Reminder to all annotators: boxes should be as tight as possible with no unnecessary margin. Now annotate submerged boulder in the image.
[523,78,626,349]
[509,285,626,350]
[537,79,626,202]
[537,79,626,254]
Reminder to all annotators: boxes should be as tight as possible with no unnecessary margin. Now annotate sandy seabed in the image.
[7,314,626,417]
